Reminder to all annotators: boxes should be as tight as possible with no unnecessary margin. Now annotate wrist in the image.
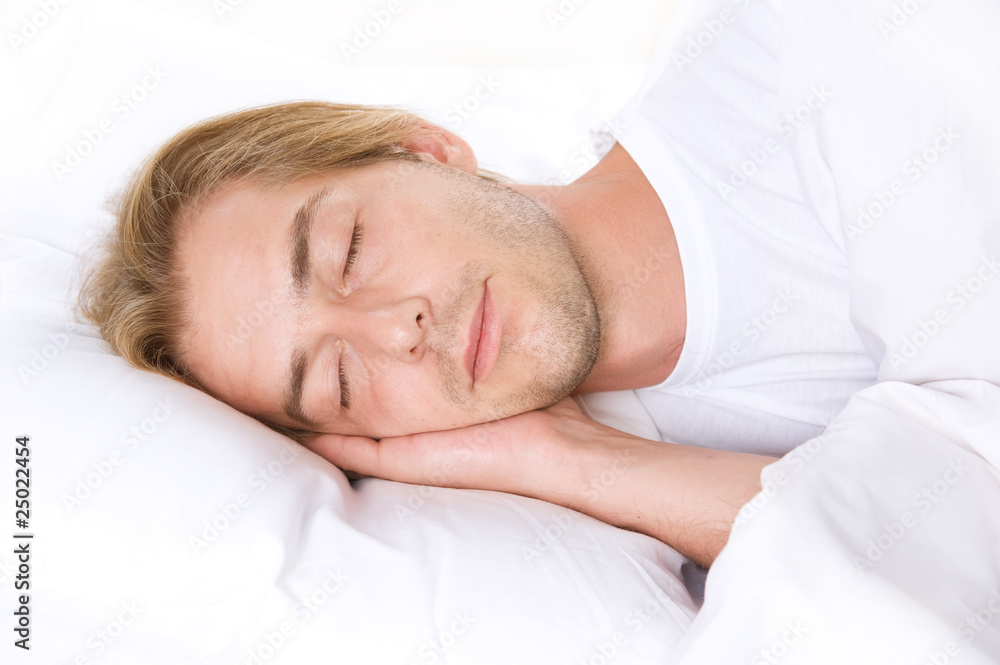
[560,427,660,526]
[561,427,775,566]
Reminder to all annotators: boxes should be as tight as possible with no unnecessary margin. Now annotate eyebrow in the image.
[291,187,330,297]
[282,349,318,430]
[282,187,331,430]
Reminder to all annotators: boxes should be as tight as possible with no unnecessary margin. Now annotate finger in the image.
[305,433,386,478]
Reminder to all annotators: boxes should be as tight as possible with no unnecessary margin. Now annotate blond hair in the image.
[78,101,459,394]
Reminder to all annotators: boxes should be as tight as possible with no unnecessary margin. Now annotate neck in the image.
[510,143,686,394]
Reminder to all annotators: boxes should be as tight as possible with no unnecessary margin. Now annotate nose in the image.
[316,294,431,362]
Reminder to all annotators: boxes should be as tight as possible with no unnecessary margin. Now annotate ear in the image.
[399,123,479,175]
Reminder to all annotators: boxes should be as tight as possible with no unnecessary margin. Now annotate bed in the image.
[3,1,1000,663]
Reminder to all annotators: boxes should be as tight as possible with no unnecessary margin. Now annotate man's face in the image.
[177,158,601,438]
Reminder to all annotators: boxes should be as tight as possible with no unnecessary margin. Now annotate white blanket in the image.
[662,0,1000,661]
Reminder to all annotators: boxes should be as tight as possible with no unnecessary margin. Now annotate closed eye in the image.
[344,223,363,277]
[338,357,351,409]
[337,222,362,410]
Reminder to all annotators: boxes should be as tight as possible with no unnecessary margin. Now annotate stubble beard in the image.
[424,163,602,423]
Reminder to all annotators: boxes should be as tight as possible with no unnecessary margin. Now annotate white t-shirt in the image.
[582,0,1000,458]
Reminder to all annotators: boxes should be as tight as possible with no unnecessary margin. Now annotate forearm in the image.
[309,398,777,567]
[549,429,777,567]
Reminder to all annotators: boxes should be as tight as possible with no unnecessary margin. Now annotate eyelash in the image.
[344,223,363,277]
[337,223,363,409]
[338,357,351,409]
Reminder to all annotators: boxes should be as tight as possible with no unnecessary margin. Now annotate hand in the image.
[305,397,777,567]
[304,397,619,504]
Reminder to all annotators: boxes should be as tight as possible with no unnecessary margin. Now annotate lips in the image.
[465,280,501,386]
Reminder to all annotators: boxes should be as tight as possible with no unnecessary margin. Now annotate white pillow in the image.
[1,2,696,663]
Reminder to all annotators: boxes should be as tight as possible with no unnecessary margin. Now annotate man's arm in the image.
[307,398,776,567]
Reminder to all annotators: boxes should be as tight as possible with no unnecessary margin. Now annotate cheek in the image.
[365,363,474,437]
[365,363,438,427]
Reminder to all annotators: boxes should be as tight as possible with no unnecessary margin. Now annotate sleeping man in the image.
[79,0,999,572]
